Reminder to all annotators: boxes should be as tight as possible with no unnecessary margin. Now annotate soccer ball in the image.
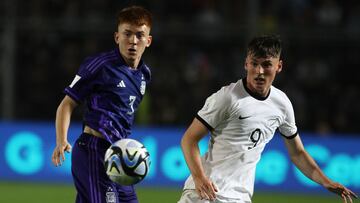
[104,138,150,185]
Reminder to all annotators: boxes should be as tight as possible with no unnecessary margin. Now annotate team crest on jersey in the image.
[140,80,146,95]
[106,187,116,203]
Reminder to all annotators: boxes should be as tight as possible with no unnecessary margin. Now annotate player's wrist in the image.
[192,173,208,182]
[321,179,334,189]
[56,139,68,146]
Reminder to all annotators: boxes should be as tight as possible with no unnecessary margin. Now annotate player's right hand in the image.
[325,181,358,203]
[193,175,218,201]
[51,141,72,167]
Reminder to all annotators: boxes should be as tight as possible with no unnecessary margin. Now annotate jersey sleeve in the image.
[197,87,231,130]
[278,95,298,139]
[64,57,101,103]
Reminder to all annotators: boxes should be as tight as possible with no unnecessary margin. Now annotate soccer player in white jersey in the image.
[178,35,357,203]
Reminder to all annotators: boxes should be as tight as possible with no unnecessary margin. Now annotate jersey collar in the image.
[242,77,270,101]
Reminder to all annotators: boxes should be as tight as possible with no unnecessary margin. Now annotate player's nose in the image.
[130,35,138,44]
[257,66,265,74]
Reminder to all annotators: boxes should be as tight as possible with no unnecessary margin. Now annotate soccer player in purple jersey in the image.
[51,6,153,203]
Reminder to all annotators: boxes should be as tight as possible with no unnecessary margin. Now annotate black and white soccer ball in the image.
[104,138,150,185]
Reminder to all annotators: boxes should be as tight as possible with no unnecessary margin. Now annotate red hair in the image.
[117,6,153,29]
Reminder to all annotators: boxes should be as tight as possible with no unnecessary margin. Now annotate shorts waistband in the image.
[83,125,104,139]
[79,133,111,149]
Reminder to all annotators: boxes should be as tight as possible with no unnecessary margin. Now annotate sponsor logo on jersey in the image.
[117,80,126,88]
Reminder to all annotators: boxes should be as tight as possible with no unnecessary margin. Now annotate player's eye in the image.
[123,32,132,37]
[136,33,145,39]
[262,62,272,68]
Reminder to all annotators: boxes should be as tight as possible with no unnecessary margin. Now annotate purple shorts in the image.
[71,133,138,203]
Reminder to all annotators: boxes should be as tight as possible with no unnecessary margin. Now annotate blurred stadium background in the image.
[1,0,359,202]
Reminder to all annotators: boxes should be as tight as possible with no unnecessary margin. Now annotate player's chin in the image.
[254,83,266,91]
[124,55,137,62]
[254,85,268,95]
[126,52,137,58]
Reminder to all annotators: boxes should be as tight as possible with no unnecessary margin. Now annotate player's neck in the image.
[124,58,140,70]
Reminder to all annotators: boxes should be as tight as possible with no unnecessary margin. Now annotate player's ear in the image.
[114,32,119,44]
[276,60,283,73]
[244,56,250,71]
[146,35,152,47]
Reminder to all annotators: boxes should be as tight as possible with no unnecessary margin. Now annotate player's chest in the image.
[100,68,147,97]
[230,101,283,137]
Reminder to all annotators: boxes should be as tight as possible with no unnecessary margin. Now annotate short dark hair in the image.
[117,6,153,29]
[247,35,282,58]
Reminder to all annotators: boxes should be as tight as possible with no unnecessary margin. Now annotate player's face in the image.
[245,54,282,97]
[114,23,152,68]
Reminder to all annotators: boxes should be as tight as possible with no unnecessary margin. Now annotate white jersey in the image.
[182,78,298,202]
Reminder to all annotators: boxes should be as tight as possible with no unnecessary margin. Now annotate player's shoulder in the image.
[212,80,242,104]
[219,79,246,99]
[84,49,118,66]
[140,62,151,81]
[270,85,293,106]
[271,85,289,98]
[78,49,119,75]
[219,80,242,93]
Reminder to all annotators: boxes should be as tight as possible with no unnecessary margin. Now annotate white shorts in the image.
[178,189,251,203]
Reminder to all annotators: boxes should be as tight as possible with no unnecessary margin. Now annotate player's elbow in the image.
[180,134,189,152]
[289,148,307,164]
[180,132,197,153]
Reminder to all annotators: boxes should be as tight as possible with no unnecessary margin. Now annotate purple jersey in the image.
[65,48,151,143]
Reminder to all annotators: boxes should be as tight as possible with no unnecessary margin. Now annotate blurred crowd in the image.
[1,0,360,134]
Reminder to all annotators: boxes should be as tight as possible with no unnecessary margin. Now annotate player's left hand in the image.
[51,142,72,167]
[325,182,358,203]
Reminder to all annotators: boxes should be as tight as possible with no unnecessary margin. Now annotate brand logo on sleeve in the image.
[69,75,81,88]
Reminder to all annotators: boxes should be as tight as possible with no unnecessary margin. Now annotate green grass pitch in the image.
[0,182,351,203]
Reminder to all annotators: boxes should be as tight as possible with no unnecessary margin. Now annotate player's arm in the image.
[51,95,78,167]
[181,117,218,201]
[284,135,358,202]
